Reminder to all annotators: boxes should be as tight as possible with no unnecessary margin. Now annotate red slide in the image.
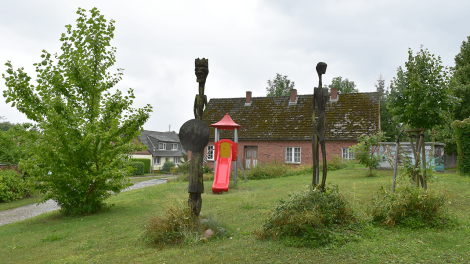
[212,139,237,193]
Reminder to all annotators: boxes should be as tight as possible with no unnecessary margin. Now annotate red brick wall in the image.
[188,139,358,169]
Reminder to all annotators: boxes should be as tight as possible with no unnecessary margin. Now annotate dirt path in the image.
[0,179,167,226]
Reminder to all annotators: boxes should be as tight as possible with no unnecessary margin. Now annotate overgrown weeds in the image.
[255,185,360,248]
[369,174,455,228]
[142,196,229,246]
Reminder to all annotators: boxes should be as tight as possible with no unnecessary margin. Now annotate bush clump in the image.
[129,158,151,174]
[177,161,190,174]
[0,170,34,202]
[248,160,290,180]
[129,162,144,176]
[142,198,229,246]
[370,179,453,228]
[161,161,175,173]
[255,185,359,248]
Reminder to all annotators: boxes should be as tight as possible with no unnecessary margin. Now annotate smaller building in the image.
[376,142,446,171]
[132,130,186,171]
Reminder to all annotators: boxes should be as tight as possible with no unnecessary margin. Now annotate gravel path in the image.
[0,178,167,226]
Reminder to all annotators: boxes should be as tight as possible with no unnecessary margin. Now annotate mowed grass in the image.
[1,169,469,263]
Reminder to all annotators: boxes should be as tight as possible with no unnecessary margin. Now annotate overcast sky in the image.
[1,0,469,132]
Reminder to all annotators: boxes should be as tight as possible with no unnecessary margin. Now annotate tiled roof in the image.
[205,92,379,141]
[137,130,186,157]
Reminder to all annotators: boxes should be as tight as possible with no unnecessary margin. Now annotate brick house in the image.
[189,88,380,169]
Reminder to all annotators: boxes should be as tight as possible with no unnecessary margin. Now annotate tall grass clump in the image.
[370,175,454,228]
[248,160,289,180]
[255,185,360,248]
[142,197,229,246]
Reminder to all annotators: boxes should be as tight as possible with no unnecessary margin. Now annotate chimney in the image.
[289,89,298,105]
[331,87,338,101]
[245,91,252,106]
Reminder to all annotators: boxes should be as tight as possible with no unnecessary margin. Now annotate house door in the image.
[245,146,258,169]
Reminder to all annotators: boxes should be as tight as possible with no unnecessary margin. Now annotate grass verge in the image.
[0,169,469,263]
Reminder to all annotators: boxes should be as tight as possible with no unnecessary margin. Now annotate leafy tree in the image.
[2,8,152,215]
[451,36,470,121]
[375,74,400,142]
[388,46,452,189]
[266,73,295,97]
[0,123,36,164]
[324,76,358,94]
[351,132,386,176]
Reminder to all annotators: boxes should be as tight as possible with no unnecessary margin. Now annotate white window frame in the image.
[285,147,301,164]
[173,157,180,164]
[342,147,355,160]
[159,142,166,150]
[172,143,178,150]
[207,145,214,161]
[154,156,161,165]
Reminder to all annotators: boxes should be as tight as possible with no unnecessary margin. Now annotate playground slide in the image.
[212,142,233,193]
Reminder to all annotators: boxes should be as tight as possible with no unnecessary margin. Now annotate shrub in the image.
[142,197,229,246]
[452,118,470,176]
[255,185,359,248]
[161,161,175,173]
[370,176,453,228]
[322,155,347,171]
[129,158,151,174]
[177,161,190,174]
[0,170,34,202]
[248,160,289,180]
[129,162,144,176]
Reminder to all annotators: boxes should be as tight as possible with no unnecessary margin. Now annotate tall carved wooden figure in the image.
[312,62,328,191]
[179,58,210,217]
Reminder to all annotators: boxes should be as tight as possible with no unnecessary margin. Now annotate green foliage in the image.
[351,132,386,175]
[2,8,152,215]
[388,46,452,129]
[129,158,150,174]
[161,161,176,173]
[128,162,144,176]
[0,123,36,164]
[324,155,347,171]
[0,121,14,131]
[266,73,295,97]
[177,161,190,174]
[370,177,453,228]
[142,197,229,246]
[451,36,470,121]
[376,73,402,142]
[255,185,359,248]
[451,118,470,175]
[248,160,290,180]
[0,170,34,202]
[324,76,358,93]
[202,165,211,174]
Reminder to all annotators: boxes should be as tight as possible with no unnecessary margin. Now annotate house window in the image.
[154,156,161,165]
[159,142,166,150]
[286,147,301,163]
[207,145,214,161]
[173,157,180,164]
[172,143,178,150]
[342,147,355,160]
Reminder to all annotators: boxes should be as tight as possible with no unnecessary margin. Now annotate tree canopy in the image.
[2,8,152,215]
[451,36,470,121]
[388,46,452,130]
[266,73,295,97]
[324,76,358,94]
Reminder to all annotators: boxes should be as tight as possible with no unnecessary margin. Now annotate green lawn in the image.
[1,169,469,263]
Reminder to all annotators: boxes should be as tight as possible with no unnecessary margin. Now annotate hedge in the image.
[129,161,145,176]
[0,169,34,202]
[130,158,151,174]
[452,118,470,175]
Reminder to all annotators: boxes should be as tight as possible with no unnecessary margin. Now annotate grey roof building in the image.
[137,130,186,157]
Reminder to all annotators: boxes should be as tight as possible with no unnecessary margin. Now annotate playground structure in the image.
[211,113,247,193]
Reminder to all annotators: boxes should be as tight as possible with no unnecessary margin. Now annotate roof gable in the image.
[205,92,379,140]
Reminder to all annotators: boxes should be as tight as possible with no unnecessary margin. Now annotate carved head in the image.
[316,62,327,76]
[195,58,209,82]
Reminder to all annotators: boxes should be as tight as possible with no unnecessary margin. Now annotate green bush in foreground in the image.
[370,178,454,228]
[142,198,229,246]
[0,170,34,202]
[255,185,359,248]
